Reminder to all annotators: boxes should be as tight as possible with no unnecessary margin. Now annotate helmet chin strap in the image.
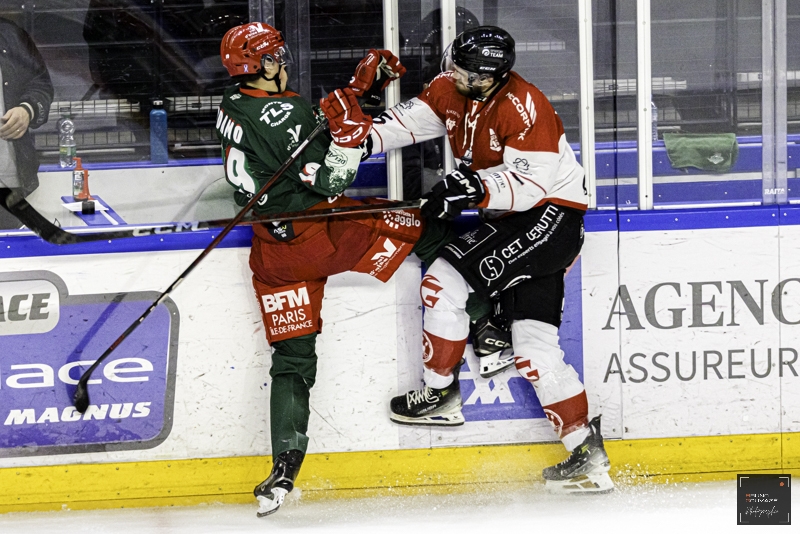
[260,64,284,93]
[464,82,487,101]
[257,54,285,93]
[463,78,498,101]
[465,74,507,102]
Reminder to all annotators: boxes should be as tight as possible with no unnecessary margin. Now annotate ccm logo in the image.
[0,279,60,336]
[483,337,510,348]
[262,287,310,312]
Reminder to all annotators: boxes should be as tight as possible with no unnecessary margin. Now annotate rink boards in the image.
[2,184,800,510]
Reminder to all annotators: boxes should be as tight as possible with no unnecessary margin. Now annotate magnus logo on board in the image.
[601,278,800,384]
[0,271,179,458]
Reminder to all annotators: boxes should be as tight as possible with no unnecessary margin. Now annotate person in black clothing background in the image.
[0,17,53,229]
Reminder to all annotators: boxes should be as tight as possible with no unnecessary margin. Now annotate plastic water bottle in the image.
[651,101,658,141]
[58,110,76,168]
[150,99,168,164]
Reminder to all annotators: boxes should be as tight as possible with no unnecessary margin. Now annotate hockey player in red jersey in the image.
[216,23,450,517]
[362,26,613,494]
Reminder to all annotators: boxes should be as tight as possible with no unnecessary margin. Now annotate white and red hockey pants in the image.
[419,258,590,450]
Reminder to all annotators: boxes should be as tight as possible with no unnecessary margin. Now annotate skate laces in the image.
[555,452,576,468]
[556,442,588,468]
[407,386,438,407]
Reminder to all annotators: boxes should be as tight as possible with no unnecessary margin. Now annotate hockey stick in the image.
[70,119,331,413]
[0,189,420,244]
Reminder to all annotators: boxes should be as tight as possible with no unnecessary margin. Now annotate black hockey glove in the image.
[421,164,486,221]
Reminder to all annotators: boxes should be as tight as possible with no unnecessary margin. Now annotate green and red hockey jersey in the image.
[215,85,363,215]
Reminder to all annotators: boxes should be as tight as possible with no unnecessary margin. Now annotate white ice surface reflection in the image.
[0,480,793,534]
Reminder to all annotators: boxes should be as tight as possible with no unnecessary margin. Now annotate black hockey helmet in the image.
[450,26,515,79]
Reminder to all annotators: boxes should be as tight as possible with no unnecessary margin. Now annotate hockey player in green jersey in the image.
[216,22,449,517]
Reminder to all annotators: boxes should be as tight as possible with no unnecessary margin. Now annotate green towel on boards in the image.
[662,133,739,173]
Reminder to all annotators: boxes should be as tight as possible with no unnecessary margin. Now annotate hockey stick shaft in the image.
[159,199,421,233]
[72,119,329,413]
[0,195,421,244]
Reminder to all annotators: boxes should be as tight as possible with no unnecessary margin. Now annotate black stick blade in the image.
[73,379,90,413]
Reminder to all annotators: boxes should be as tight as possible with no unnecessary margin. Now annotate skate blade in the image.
[256,488,288,517]
[544,472,615,495]
[389,409,465,427]
[479,348,515,378]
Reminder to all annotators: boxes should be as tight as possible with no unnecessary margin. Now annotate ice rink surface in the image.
[0,479,793,534]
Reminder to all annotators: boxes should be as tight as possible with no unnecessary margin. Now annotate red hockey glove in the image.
[349,49,407,106]
[421,164,486,220]
[320,88,373,148]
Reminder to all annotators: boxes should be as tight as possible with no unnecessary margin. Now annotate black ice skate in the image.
[254,449,304,517]
[389,362,464,426]
[470,316,514,378]
[542,416,614,494]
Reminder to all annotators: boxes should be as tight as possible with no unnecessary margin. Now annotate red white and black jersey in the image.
[370,71,587,213]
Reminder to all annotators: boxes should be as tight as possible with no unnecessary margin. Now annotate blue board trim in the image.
[0,226,254,259]
[584,210,618,232]
[779,205,800,224]
[5,204,800,258]
[619,205,779,231]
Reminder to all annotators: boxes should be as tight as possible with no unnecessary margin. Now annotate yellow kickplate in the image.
[0,433,796,514]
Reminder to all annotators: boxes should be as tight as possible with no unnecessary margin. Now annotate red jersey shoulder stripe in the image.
[239,88,301,98]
